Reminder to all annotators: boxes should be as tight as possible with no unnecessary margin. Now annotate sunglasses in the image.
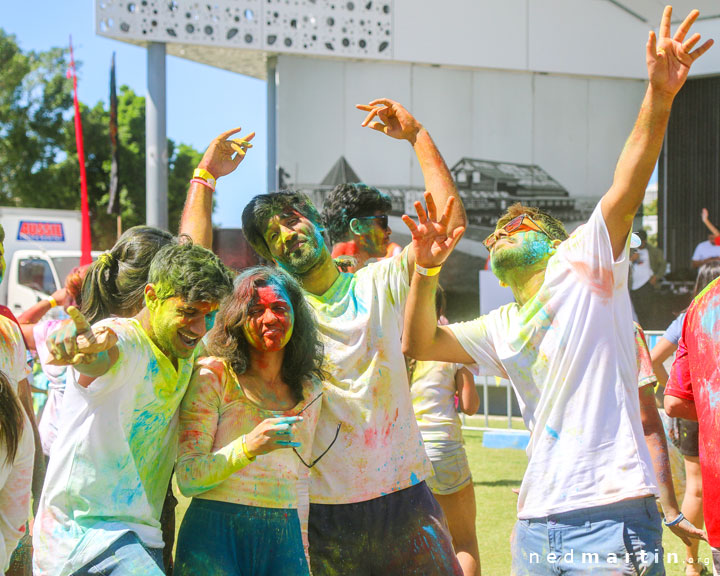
[354,214,389,231]
[292,391,341,469]
[483,214,550,250]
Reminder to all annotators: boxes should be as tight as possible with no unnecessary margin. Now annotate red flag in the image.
[68,37,92,265]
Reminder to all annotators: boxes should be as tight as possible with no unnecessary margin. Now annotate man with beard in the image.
[400,7,711,574]
[181,99,467,575]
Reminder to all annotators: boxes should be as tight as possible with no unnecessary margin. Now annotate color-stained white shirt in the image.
[306,249,432,504]
[411,361,463,443]
[449,204,658,519]
[0,315,34,571]
[33,317,197,576]
[176,357,322,509]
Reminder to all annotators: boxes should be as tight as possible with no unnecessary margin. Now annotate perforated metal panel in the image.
[96,0,394,59]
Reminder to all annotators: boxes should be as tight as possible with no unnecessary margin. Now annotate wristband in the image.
[193,168,217,188]
[415,264,442,277]
[47,297,58,308]
[190,178,215,191]
[241,435,256,462]
[663,512,685,527]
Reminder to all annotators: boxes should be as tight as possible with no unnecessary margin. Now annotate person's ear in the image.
[145,284,159,310]
[349,218,362,236]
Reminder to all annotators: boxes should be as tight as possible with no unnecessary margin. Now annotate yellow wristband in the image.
[193,168,217,189]
[47,297,58,308]
[241,435,256,461]
[415,264,442,277]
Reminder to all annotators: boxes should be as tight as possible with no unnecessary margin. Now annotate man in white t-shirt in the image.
[401,8,712,574]
[180,100,467,574]
[32,241,232,576]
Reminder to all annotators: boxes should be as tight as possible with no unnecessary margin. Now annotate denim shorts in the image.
[511,496,664,575]
[174,498,308,576]
[424,440,473,496]
[71,531,164,576]
[308,481,463,576]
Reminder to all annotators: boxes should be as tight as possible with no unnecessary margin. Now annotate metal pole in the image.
[267,56,279,192]
[146,42,168,229]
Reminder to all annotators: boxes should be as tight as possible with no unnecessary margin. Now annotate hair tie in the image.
[98,252,115,267]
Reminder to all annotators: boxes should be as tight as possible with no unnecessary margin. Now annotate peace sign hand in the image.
[197,127,255,181]
[47,306,118,366]
[647,7,713,100]
[402,193,465,269]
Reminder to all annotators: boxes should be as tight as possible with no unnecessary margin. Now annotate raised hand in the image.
[47,306,117,366]
[244,416,303,457]
[402,193,465,269]
[197,127,255,180]
[356,98,422,144]
[647,7,713,100]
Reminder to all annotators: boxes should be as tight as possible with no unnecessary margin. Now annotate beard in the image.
[277,231,324,275]
[491,236,553,282]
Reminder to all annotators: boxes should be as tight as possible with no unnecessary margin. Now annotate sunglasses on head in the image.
[354,214,389,230]
[483,214,550,250]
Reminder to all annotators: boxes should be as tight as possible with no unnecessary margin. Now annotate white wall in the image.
[277,55,646,200]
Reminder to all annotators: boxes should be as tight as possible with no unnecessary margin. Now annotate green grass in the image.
[173,425,714,575]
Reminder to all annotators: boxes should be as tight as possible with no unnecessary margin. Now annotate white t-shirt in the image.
[411,361,463,443]
[449,204,658,519]
[0,315,32,392]
[691,240,720,263]
[305,249,432,504]
[0,315,34,572]
[631,247,652,290]
[33,317,197,576]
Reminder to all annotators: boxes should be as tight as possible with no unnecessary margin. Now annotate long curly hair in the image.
[0,371,25,465]
[208,266,324,403]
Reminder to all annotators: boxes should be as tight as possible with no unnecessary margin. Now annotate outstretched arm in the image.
[356,98,466,271]
[179,128,254,249]
[601,7,712,259]
[701,208,720,238]
[640,384,706,545]
[401,195,472,363]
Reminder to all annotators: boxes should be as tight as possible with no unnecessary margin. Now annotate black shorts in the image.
[308,481,462,576]
[677,417,699,457]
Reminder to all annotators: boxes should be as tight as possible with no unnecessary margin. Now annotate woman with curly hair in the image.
[175,266,327,576]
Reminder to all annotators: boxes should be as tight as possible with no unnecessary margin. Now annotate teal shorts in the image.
[424,440,473,496]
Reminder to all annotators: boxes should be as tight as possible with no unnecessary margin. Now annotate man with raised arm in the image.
[401,8,711,574]
[33,241,233,576]
[180,100,467,574]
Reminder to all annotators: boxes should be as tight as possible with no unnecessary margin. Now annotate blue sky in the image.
[4,0,267,228]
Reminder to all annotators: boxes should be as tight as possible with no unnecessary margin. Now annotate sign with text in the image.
[17,221,66,242]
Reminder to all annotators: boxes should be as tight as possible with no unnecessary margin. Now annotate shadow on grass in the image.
[473,479,520,487]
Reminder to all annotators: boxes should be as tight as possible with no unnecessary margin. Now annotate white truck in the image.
[0,207,98,315]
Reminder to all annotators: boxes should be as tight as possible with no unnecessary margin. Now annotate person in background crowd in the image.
[691,209,720,268]
[174,267,325,575]
[323,183,394,272]
[17,265,89,461]
[665,272,720,575]
[408,285,481,576]
[401,8,711,572]
[630,229,666,327]
[33,240,233,576]
[653,261,720,576]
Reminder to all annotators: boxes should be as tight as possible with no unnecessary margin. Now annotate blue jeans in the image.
[71,532,165,576]
[174,498,309,576]
[511,496,664,575]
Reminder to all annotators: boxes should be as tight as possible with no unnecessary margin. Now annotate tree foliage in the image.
[0,30,202,248]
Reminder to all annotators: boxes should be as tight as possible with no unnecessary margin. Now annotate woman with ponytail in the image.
[0,370,34,572]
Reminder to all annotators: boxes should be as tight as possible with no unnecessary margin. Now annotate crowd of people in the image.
[0,6,718,576]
